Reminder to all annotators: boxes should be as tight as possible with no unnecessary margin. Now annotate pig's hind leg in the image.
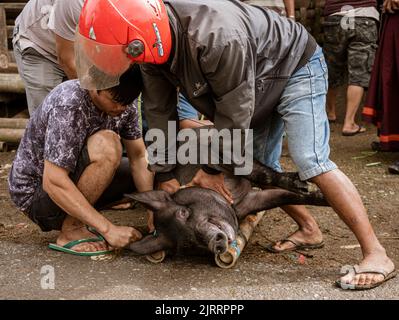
[245,160,310,194]
[234,189,329,218]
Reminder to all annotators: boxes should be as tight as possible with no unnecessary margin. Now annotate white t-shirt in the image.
[13,0,84,63]
[331,6,380,21]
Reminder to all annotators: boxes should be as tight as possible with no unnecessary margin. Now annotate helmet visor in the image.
[75,32,132,90]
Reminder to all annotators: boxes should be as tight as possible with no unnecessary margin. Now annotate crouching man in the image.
[8,65,153,256]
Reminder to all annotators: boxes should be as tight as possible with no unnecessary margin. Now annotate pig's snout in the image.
[209,232,228,254]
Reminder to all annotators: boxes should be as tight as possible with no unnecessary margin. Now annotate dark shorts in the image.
[323,16,378,88]
[26,145,135,232]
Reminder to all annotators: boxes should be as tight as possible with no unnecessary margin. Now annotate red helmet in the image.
[75,0,172,90]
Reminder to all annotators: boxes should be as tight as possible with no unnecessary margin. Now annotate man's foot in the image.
[337,250,396,290]
[342,124,366,136]
[327,111,337,123]
[56,225,111,253]
[266,228,323,253]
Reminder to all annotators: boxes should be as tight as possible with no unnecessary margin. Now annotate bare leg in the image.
[326,87,338,122]
[342,85,366,134]
[311,169,395,287]
[57,130,122,252]
[269,205,323,251]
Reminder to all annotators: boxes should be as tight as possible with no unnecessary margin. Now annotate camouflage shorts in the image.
[323,16,378,88]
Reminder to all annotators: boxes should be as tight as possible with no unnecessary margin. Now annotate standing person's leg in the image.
[326,87,338,122]
[270,205,323,251]
[323,16,348,123]
[278,46,395,289]
[342,19,378,135]
[253,112,323,252]
[342,85,365,135]
[13,45,66,115]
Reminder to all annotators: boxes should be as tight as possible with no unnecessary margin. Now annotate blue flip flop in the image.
[48,226,113,256]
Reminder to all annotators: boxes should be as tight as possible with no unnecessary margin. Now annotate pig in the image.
[125,159,329,257]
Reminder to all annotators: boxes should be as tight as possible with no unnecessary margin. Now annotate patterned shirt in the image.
[8,80,141,212]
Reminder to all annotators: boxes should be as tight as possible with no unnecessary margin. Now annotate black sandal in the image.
[388,161,399,174]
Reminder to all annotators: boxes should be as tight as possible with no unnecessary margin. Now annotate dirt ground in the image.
[0,89,398,300]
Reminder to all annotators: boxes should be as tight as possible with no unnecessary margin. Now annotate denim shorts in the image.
[253,46,337,181]
[177,94,199,120]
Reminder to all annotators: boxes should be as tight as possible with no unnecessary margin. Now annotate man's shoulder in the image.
[45,80,85,104]
[120,100,139,121]
[117,101,141,133]
[168,0,258,47]
[54,0,84,18]
[52,0,84,39]
[41,80,89,115]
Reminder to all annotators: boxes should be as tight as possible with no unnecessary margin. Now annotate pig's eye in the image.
[176,208,190,221]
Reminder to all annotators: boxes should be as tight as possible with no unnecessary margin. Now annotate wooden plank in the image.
[12,109,29,119]
[0,73,25,93]
[0,128,24,143]
[0,8,8,50]
[0,7,10,70]
[6,26,13,39]
[0,118,28,129]
[1,0,28,3]
[0,3,26,10]
[0,62,18,73]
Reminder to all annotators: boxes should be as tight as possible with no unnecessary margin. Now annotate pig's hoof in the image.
[279,173,309,193]
[293,179,309,193]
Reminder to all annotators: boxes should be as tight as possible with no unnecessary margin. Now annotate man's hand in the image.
[187,169,233,204]
[102,225,142,249]
[158,178,181,194]
[383,0,399,13]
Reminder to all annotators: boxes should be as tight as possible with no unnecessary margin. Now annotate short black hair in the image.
[101,64,143,106]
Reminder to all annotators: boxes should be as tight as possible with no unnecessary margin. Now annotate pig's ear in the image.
[124,191,174,211]
[129,233,174,255]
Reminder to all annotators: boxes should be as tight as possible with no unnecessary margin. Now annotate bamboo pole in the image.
[0,117,28,129]
[0,73,25,93]
[215,210,266,269]
[0,128,24,143]
[146,250,166,264]
[0,62,18,73]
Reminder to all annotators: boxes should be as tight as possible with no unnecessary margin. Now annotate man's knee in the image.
[87,130,122,166]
